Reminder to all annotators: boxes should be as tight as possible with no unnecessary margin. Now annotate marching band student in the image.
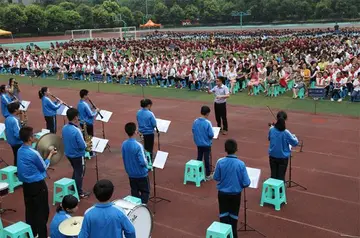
[192,106,214,180]
[78,89,99,138]
[208,77,230,135]
[268,111,299,181]
[5,102,22,166]
[38,87,62,133]
[136,99,157,161]
[213,139,251,238]
[78,179,136,238]
[121,122,150,204]
[50,195,79,238]
[17,126,57,238]
[62,108,90,199]
[1,84,13,118]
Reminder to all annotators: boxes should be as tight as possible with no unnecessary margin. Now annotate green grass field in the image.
[1,75,359,117]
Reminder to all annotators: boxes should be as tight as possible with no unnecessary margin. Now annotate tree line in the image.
[0,0,359,34]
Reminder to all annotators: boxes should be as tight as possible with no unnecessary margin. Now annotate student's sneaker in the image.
[79,191,91,199]
[206,174,213,181]
[337,98,342,102]
[222,130,228,135]
[331,98,334,101]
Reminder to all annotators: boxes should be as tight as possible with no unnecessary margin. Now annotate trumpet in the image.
[49,93,70,108]
[8,91,27,125]
[82,121,93,152]
[88,98,103,119]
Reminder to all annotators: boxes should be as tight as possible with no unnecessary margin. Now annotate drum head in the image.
[128,205,153,238]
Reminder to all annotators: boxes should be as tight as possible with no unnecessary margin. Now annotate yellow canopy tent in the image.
[140,20,161,28]
[0,29,14,42]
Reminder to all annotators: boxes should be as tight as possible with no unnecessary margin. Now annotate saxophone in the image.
[82,121,93,152]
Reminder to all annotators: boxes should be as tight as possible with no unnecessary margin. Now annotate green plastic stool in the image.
[85,151,91,160]
[298,88,305,99]
[2,221,34,238]
[253,84,264,95]
[287,80,295,90]
[0,131,7,141]
[145,151,153,171]
[279,86,286,94]
[233,82,240,93]
[53,178,80,205]
[123,195,142,205]
[310,81,316,88]
[260,178,287,211]
[183,160,205,187]
[0,166,22,193]
[206,221,233,238]
[241,79,248,89]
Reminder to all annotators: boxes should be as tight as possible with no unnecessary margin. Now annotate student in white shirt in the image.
[351,74,360,102]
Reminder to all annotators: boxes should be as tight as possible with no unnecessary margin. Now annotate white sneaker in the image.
[338,98,342,102]
[331,98,334,101]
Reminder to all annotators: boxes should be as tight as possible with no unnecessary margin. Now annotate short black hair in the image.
[7,101,20,113]
[140,98,152,108]
[0,84,6,93]
[277,111,287,121]
[93,179,114,202]
[66,108,78,121]
[217,76,225,83]
[57,195,78,213]
[80,89,89,98]
[38,87,48,99]
[20,126,33,142]
[125,122,136,137]
[225,139,237,154]
[200,105,211,116]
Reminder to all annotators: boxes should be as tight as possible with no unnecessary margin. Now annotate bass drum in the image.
[113,199,153,238]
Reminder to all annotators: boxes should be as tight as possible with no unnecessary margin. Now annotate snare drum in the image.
[0,182,9,196]
[113,199,153,238]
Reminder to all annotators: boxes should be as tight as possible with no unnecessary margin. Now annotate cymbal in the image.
[35,133,64,166]
[59,216,84,236]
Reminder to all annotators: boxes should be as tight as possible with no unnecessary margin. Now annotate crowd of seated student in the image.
[1,28,360,101]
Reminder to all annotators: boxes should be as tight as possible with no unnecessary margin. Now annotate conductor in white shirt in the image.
[208,77,230,135]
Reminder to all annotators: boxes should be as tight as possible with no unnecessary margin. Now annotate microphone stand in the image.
[149,127,170,214]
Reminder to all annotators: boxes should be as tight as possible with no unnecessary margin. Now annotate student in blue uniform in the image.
[1,84,14,118]
[17,126,57,238]
[38,87,62,133]
[192,105,214,180]
[213,139,251,238]
[62,108,90,199]
[268,111,299,181]
[136,98,157,161]
[78,179,136,238]
[50,195,79,238]
[78,89,99,137]
[4,102,22,166]
[121,122,150,204]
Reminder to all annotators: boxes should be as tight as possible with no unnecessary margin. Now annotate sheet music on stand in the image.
[57,104,70,116]
[19,101,30,111]
[246,167,261,189]
[155,119,171,133]
[152,151,169,169]
[212,127,221,139]
[91,137,109,153]
[96,110,112,123]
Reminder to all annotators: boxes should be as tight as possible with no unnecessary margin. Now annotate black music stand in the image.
[135,78,147,98]
[286,140,306,190]
[149,129,171,214]
[96,110,112,152]
[308,88,326,115]
[209,127,221,172]
[91,137,109,181]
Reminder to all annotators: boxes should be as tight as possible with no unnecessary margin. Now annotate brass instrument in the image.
[82,121,93,152]
[35,133,64,166]
[8,91,27,126]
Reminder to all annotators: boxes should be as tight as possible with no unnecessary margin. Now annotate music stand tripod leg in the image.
[0,157,9,166]
[101,122,111,152]
[286,155,307,190]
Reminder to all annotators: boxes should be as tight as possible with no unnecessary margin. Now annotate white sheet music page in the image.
[0,123,5,135]
[246,167,261,189]
[155,119,171,133]
[57,104,70,116]
[96,110,112,123]
[153,151,169,169]
[91,137,109,153]
[212,127,221,139]
[20,100,31,111]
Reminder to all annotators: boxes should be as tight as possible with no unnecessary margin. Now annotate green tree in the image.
[184,4,198,21]
[169,4,184,24]
[76,4,94,28]
[45,5,65,31]
[314,0,333,19]
[119,7,135,26]
[59,1,76,10]
[63,10,82,30]
[102,0,121,14]
[154,1,168,24]
[92,6,112,27]
[24,5,47,33]
[133,10,144,26]
[201,0,221,23]
[2,4,27,32]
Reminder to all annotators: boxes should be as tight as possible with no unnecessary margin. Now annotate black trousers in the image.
[80,123,94,136]
[23,180,49,238]
[218,191,241,238]
[11,143,22,166]
[67,157,85,194]
[197,146,211,176]
[143,134,155,161]
[269,156,289,181]
[44,116,57,134]
[129,176,150,204]
[214,102,228,131]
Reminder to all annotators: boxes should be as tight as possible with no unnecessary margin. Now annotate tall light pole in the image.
[231,10,251,28]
